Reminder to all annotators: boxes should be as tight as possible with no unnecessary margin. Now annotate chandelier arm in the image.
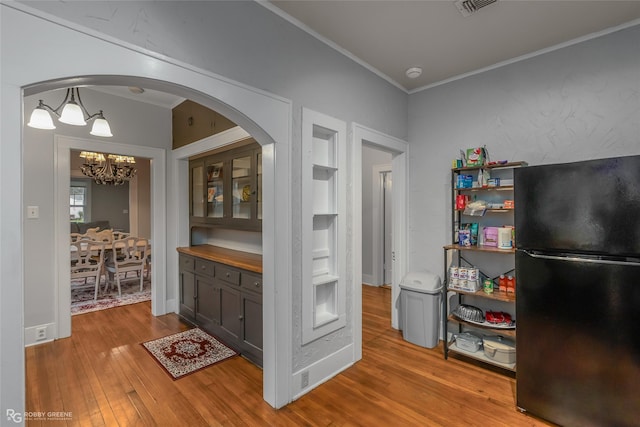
[37,88,72,118]
[85,110,104,122]
[50,88,73,116]
[73,88,94,121]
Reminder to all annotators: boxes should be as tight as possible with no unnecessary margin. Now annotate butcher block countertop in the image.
[177,245,262,274]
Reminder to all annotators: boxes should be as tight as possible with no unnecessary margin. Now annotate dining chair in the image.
[70,232,89,243]
[105,237,150,296]
[70,240,106,301]
[112,231,130,241]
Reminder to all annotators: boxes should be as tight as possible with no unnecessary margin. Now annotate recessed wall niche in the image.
[301,108,347,344]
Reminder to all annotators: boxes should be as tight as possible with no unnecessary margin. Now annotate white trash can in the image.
[400,271,443,348]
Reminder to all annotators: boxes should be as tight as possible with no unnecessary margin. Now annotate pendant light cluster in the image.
[27,87,113,137]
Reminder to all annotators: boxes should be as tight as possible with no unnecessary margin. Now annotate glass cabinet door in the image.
[189,142,262,230]
[191,164,205,218]
[207,161,224,218]
[232,155,252,219]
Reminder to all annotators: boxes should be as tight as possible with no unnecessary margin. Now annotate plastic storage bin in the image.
[400,271,443,348]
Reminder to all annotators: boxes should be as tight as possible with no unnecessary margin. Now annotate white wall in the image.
[22,89,170,330]
[361,146,392,285]
[407,23,640,277]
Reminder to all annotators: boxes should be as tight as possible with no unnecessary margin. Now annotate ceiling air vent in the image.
[454,0,498,17]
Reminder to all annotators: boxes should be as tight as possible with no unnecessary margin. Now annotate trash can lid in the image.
[400,271,442,294]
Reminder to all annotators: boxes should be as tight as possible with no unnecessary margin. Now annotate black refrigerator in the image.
[514,155,640,427]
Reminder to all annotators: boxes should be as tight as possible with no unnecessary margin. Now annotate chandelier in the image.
[27,87,113,137]
[79,151,136,185]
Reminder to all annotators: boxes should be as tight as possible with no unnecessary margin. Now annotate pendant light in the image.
[27,87,113,137]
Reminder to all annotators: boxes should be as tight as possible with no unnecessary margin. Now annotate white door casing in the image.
[351,123,408,363]
[55,135,166,335]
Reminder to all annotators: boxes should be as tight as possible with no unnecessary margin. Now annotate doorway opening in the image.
[69,149,153,315]
[361,145,393,287]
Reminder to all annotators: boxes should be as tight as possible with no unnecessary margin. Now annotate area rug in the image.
[71,276,151,315]
[141,329,236,379]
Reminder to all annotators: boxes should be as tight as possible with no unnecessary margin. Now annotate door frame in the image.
[55,135,166,337]
[352,123,408,361]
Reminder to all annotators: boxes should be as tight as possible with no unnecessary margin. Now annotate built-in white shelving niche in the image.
[302,108,347,344]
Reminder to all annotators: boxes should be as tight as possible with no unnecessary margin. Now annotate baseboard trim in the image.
[165,298,178,314]
[362,274,375,285]
[24,323,56,347]
[291,343,354,400]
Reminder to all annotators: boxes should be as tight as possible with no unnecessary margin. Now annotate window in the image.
[70,181,90,222]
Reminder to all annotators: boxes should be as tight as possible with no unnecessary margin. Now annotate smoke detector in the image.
[405,67,423,79]
[454,0,498,17]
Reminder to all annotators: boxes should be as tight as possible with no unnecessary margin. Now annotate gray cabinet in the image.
[241,290,263,355]
[178,252,263,367]
[219,284,241,341]
[195,274,220,331]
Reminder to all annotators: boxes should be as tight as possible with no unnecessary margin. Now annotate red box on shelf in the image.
[456,195,469,210]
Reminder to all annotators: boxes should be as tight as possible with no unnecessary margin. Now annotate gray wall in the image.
[19,1,408,372]
[23,88,170,329]
[90,181,130,232]
[407,24,640,277]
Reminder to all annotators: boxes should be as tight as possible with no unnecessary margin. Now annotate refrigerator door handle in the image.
[521,250,640,268]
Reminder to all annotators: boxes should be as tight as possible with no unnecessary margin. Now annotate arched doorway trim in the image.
[1,4,293,412]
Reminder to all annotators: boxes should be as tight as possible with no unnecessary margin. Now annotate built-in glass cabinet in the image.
[189,141,261,231]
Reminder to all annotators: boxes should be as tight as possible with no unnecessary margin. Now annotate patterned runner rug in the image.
[71,275,151,315]
[142,329,236,379]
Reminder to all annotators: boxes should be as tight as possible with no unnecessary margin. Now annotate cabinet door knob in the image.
[238,315,243,321]
[226,272,230,278]
[254,281,260,287]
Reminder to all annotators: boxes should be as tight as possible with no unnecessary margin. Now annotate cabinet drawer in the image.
[241,273,262,294]
[216,265,240,285]
[195,259,215,277]
[179,255,195,272]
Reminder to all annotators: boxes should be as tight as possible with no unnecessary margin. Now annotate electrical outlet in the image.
[27,206,39,219]
[301,371,309,388]
[36,327,46,341]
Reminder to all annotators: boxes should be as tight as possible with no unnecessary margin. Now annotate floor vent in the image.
[454,0,498,17]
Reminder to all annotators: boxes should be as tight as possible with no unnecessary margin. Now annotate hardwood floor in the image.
[26,285,552,426]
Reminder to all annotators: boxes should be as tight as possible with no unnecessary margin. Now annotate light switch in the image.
[27,206,39,219]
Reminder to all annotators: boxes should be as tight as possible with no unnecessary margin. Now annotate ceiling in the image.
[267,0,640,92]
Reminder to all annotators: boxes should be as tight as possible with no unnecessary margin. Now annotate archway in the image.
[1,5,293,413]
